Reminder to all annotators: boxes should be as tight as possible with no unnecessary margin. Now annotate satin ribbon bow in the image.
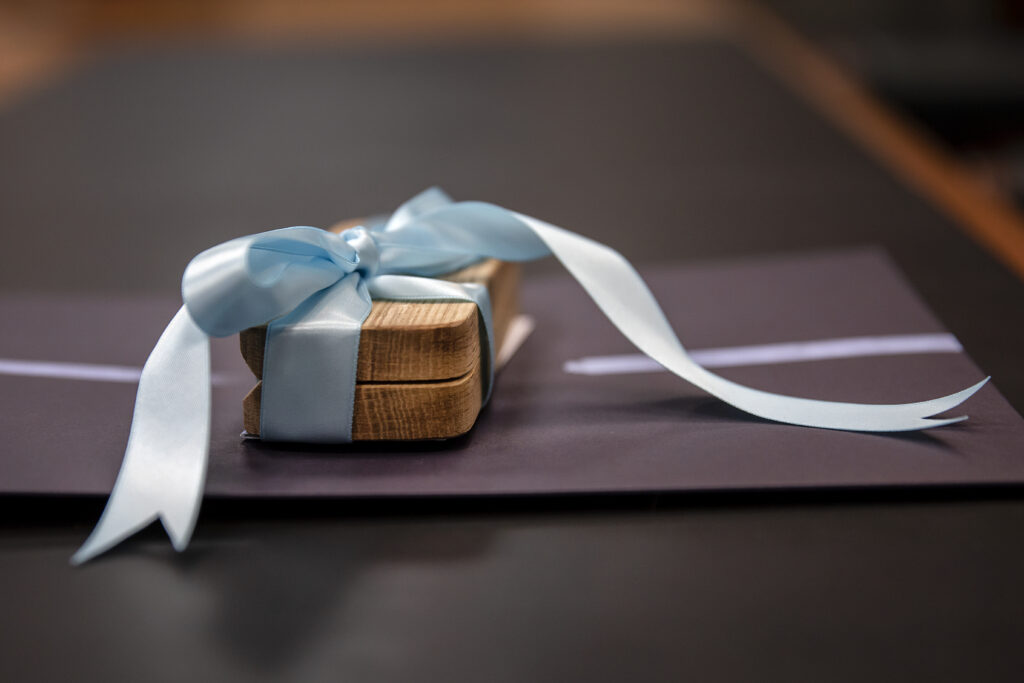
[72,189,988,564]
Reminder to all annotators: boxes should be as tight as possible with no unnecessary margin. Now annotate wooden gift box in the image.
[238,219,520,441]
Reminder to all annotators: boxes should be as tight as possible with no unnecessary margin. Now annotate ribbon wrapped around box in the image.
[237,216,521,441]
[72,188,989,564]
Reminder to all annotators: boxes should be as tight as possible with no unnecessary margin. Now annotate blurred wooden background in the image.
[2,0,1023,277]
[0,0,726,105]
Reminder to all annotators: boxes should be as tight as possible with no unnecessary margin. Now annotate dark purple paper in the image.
[2,247,1022,497]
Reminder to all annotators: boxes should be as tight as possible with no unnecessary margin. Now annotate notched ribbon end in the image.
[70,513,156,566]
[928,376,991,426]
[70,510,195,565]
[928,376,990,417]
[877,376,989,433]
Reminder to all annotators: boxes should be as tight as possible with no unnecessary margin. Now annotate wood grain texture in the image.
[240,218,519,440]
[243,355,483,441]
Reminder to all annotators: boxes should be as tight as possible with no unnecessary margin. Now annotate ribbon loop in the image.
[182,227,359,338]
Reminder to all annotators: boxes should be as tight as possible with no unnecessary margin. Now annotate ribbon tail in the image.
[514,213,988,432]
[72,307,211,564]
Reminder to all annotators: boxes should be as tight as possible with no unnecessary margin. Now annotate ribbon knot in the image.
[342,226,381,278]
[72,188,989,565]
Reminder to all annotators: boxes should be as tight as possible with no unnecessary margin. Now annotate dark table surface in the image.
[1,38,1023,682]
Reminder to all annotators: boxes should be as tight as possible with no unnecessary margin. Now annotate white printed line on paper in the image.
[563,333,963,376]
[0,359,238,386]
[0,331,959,383]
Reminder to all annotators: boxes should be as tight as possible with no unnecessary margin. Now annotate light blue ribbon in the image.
[72,188,988,564]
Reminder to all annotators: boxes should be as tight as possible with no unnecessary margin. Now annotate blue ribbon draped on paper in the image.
[72,189,988,564]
